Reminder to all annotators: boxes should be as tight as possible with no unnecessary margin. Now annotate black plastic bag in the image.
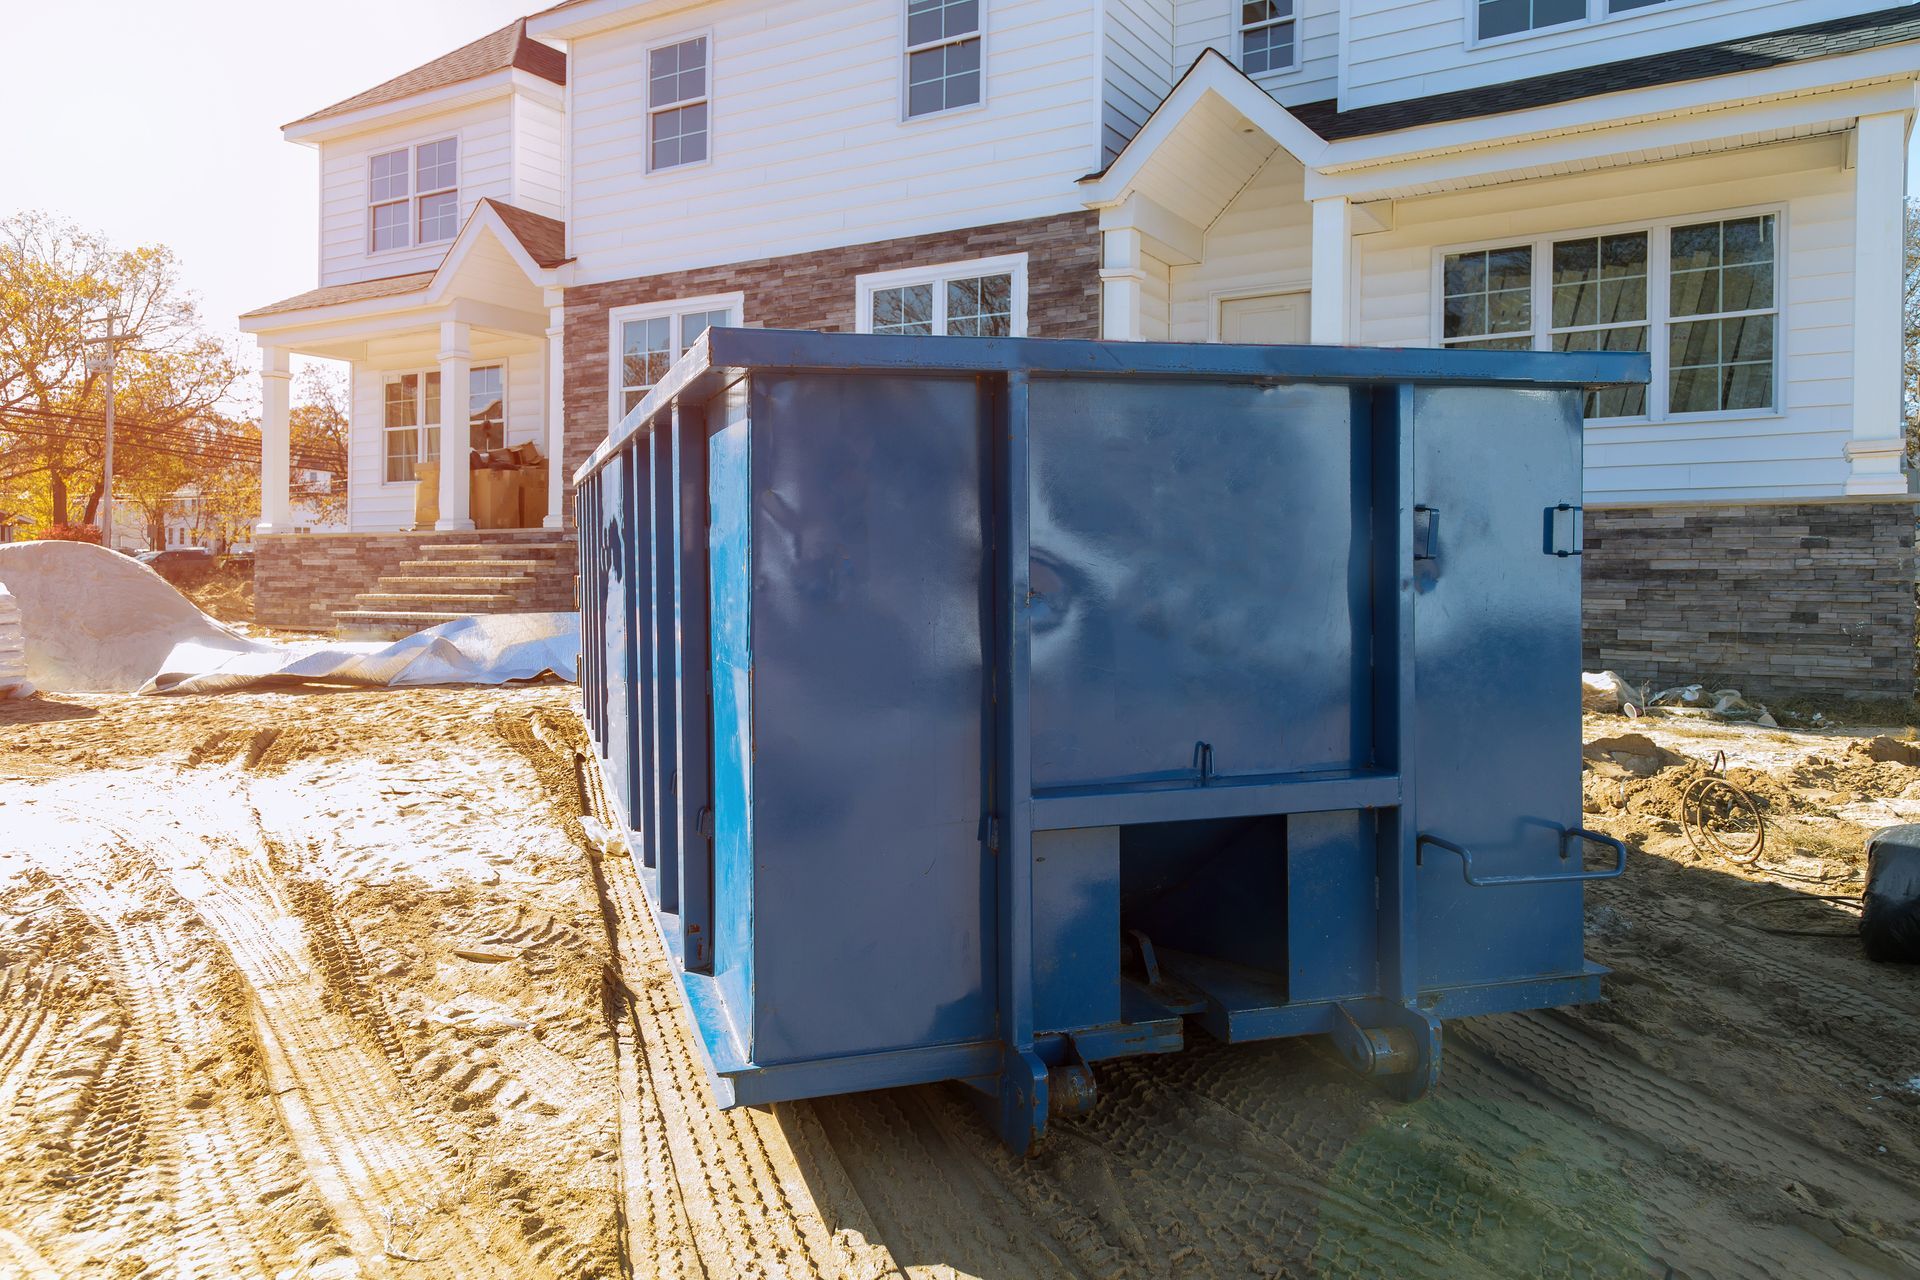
[1862,825,1920,964]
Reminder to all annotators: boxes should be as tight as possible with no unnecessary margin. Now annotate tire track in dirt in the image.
[44,841,343,1280]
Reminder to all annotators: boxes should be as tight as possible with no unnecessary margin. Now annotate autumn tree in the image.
[291,362,349,526]
[0,211,243,528]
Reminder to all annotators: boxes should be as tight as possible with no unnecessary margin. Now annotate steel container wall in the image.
[576,329,1647,1151]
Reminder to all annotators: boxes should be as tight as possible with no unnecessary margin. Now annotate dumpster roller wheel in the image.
[1332,1001,1442,1102]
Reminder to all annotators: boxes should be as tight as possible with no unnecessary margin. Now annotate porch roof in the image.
[240,200,568,341]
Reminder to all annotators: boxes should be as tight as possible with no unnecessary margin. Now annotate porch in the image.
[239,201,572,633]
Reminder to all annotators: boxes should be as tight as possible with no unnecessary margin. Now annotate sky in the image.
[4,0,1919,387]
[0,0,535,387]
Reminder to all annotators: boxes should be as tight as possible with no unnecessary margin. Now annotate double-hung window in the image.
[1436,211,1779,422]
[1238,2,1297,75]
[383,363,504,481]
[905,0,982,118]
[857,256,1026,337]
[609,296,741,424]
[368,138,459,253]
[648,36,709,170]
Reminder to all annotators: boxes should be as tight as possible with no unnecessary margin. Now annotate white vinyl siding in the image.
[1342,0,1889,111]
[1101,0,1175,163]
[564,0,1096,288]
[320,103,511,286]
[1170,0,1337,105]
[509,93,567,220]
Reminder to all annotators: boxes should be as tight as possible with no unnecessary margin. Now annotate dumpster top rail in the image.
[575,328,1650,485]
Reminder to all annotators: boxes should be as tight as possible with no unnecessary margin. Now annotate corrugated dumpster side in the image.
[576,329,1647,1152]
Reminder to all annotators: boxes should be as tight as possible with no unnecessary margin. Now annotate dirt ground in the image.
[1,687,1917,1279]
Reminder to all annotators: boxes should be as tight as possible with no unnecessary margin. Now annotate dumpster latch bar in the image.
[1417,828,1627,887]
[1413,505,1440,562]
[1192,741,1214,786]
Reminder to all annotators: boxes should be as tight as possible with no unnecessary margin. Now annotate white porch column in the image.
[1310,195,1352,345]
[257,344,294,533]
[544,296,566,530]
[435,320,475,531]
[1101,226,1148,341]
[1846,110,1912,495]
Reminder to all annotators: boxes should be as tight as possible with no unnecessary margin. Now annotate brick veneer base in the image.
[255,530,577,631]
[560,210,1102,511]
[1583,499,1918,700]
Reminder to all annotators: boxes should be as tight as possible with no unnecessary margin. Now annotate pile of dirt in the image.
[180,560,255,623]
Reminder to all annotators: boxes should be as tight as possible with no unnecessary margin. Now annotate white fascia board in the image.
[282,68,520,145]
[238,298,444,347]
[528,0,704,40]
[1079,50,1332,208]
[1311,42,1920,177]
[1305,78,1920,200]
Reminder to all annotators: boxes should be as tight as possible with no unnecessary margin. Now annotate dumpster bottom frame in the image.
[591,722,1606,1141]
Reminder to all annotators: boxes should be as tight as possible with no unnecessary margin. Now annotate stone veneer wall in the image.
[255,530,577,630]
[1583,499,1918,700]
[559,210,1102,515]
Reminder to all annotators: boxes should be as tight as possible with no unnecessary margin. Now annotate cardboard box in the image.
[414,461,439,528]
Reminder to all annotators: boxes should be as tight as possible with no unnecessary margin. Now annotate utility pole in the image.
[84,315,122,548]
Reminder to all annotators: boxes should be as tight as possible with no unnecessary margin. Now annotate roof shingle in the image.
[480,199,570,268]
[1290,5,1920,141]
[286,19,565,130]
[240,272,435,320]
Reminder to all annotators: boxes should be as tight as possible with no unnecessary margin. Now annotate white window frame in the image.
[606,292,745,431]
[901,0,987,122]
[856,254,1029,338]
[1429,204,1785,426]
[645,30,713,174]
[380,361,505,484]
[1232,1,1301,78]
[367,135,459,256]
[1465,0,1700,50]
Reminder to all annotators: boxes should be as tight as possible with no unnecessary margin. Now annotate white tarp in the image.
[0,541,575,696]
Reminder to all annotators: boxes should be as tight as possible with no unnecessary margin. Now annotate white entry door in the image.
[1219,291,1310,345]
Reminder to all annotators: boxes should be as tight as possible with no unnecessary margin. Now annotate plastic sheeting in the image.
[144,612,579,695]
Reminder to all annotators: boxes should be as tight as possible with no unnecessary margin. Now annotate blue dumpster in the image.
[575,328,1648,1152]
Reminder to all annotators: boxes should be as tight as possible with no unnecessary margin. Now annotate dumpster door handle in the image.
[1417,828,1627,886]
[1545,503,1583,557]
[1413,505,1439,563]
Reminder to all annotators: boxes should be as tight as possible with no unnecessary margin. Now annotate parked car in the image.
[136,548,215,581]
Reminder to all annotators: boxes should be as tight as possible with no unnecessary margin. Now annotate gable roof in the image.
[480,198,569,268]
[285,19,566,130]
[1290,4,1920,141]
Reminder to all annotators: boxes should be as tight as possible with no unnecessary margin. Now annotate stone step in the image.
[395,558,547,575]
[418,541,563,560]
[351,592,520,611]
[334,608,477,641]
[372,575,537,594]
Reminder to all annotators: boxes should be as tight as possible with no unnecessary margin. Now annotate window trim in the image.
[606,291,746,432]
[1231,0,1302,79]
[901,0,988,123]
[644,28,714,174]
[1464,0,1701,51]
[855,253,1029,338]
[1429,204,1786,425]
[366,135,460,256]
[379,361,505,485]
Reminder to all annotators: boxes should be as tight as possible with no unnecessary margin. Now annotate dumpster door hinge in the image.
[1413,505,1439,563]
[982,815,1001,853]
[695,805,713,839]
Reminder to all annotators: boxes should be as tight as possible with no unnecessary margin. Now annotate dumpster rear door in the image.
[1412,385,1587,993]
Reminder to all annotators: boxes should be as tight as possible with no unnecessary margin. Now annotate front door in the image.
[1219,291,1309,345]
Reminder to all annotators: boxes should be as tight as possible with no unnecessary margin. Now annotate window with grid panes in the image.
[905,0,982,118]
[1238,2,1295,74]
[648,37,709,170]
[1440,245,1533,350]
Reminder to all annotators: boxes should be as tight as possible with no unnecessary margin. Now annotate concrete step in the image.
[418,541,563,560]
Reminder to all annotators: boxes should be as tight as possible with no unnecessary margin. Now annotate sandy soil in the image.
[1,688,1917,1278]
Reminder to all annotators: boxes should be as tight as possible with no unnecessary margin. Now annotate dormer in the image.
[283,19,567,288]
